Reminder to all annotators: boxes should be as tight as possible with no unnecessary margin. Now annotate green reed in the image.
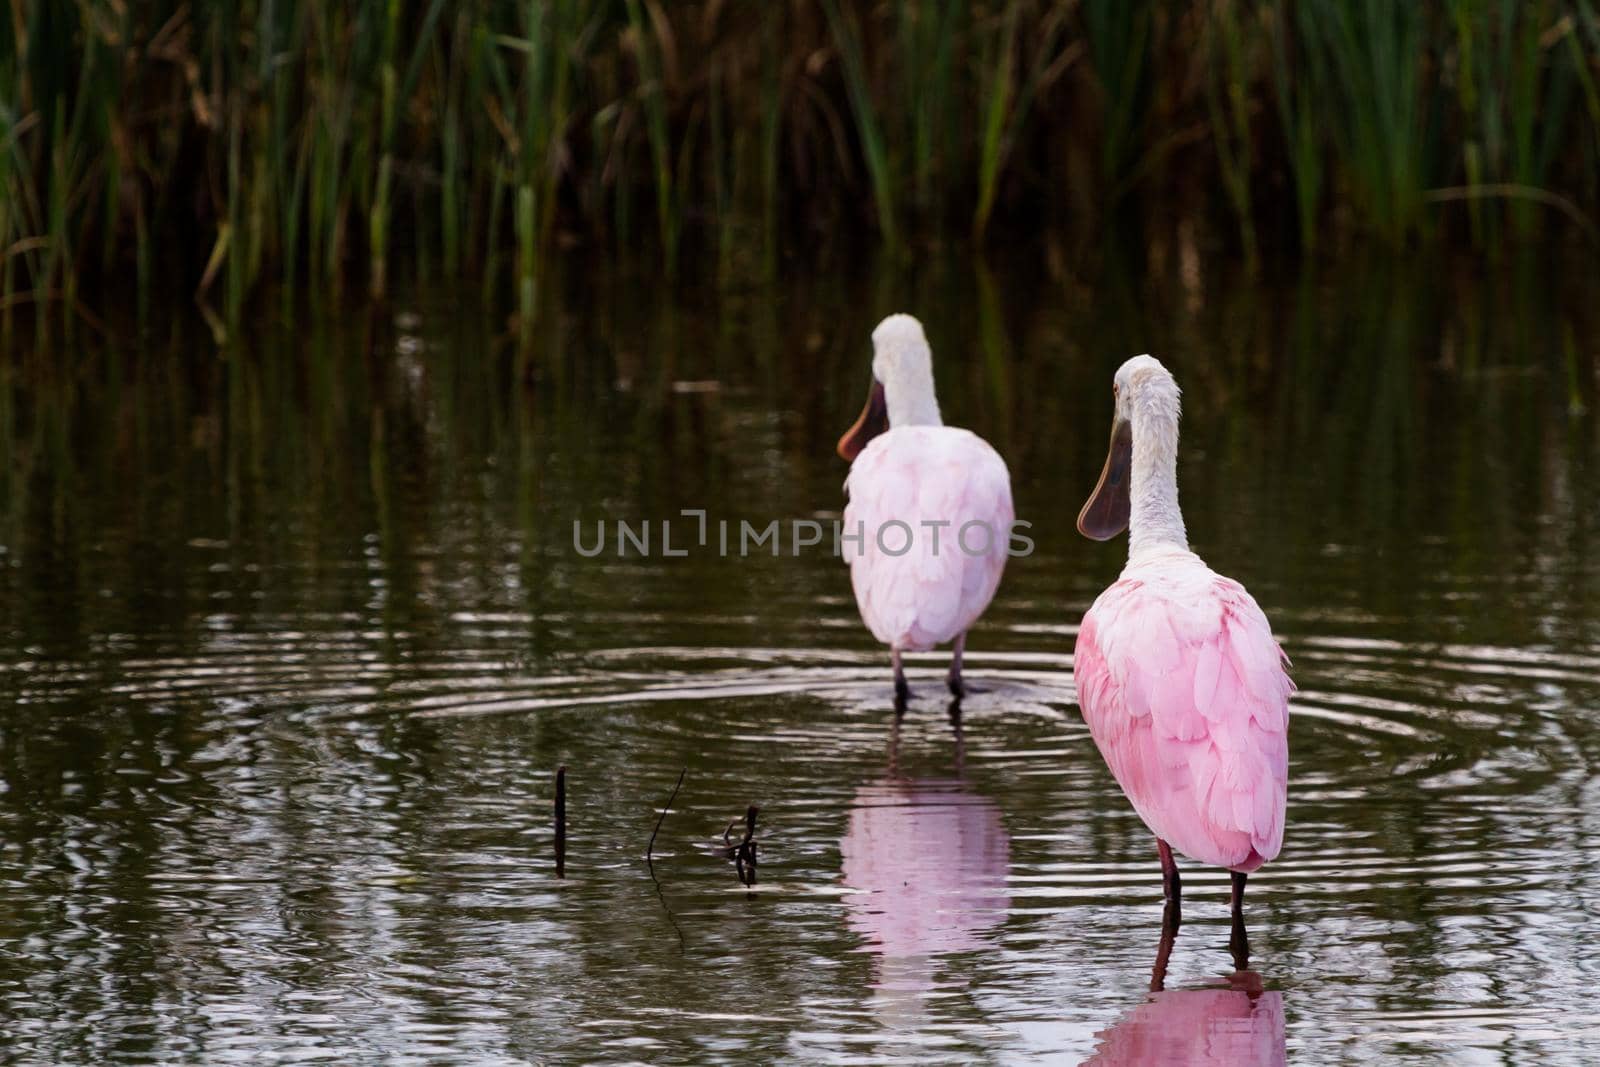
[822,0,898,246]
[1,0,1597,341]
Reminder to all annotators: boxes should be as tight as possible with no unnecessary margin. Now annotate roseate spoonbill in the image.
[837,314,1014,710]
[1073,355,1291,948]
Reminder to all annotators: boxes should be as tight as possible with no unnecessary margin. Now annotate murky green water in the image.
[4,251,1600,1063]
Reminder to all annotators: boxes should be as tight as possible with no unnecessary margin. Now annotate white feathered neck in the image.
[872,314,943,428]
[1118,355,1188,561]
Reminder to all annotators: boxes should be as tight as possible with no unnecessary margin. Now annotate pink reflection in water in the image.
[1084,972,1286,1067]
[839,777,1011,1021]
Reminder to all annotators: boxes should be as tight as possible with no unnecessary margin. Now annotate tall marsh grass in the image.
[1,1,1598,337]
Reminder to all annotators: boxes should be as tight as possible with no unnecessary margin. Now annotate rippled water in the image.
[4,252,1600,1063]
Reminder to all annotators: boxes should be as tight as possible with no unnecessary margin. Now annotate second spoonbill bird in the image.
[837,314,1013,710]
[1073,356,1291,941]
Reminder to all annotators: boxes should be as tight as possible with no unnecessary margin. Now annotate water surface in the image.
[3,252,1600,1063]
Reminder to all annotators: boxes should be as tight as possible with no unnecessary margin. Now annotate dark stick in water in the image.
[647,768,688,873]
[734,805,759,887]
[554,765,567,878]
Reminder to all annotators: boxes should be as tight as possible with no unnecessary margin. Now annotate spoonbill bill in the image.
[837,314,1013,711]
[1073,355,1291,946]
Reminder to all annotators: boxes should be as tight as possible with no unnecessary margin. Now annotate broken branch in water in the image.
[647,768,688,873]
[731,805,759,887]
[554,765,567,878]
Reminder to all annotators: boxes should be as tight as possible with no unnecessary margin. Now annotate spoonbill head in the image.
[1073,355,1291,950]
[837,313,942,461]
[1078,354,1179,546]
[838,314,1014,712]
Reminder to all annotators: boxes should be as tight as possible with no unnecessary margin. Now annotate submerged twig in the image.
[643,768,689,952]
[554,765,566,878]
[646,768,688,872]
[649,855,687,954]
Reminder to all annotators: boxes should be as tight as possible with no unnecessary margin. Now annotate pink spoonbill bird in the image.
[837,314,1013,711]
[1073,355,1291,948]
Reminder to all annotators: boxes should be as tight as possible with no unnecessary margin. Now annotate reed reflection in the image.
[838,714,1010,1025]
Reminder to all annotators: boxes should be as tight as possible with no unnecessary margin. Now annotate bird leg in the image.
[948,702,966,773]
[946,632,966,698]
[1151,903,1180,992]
[892,648,910,713]
[1157,839,1181,926]
[1229,871,1250,968]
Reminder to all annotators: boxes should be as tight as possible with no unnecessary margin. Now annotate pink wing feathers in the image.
[1074,564,1291,871]
[843,426,1013,651]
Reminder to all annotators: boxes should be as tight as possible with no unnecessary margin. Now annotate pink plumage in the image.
[839,778,1011,999]
[1084,982,1286,1066]
[843,426,1013,652]
[1075,553,1292,871]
